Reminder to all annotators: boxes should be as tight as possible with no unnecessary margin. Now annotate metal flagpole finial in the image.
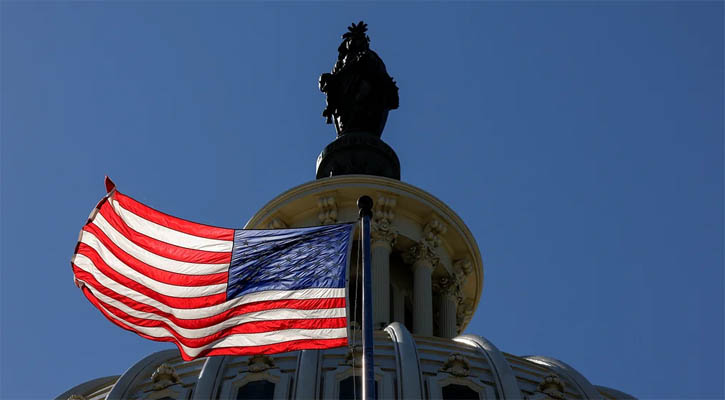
[357,196,373,218]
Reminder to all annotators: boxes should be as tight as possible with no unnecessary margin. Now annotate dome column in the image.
[412,257,435,335]
[405,217,447,336]
[392,285,406,324]
[371,195,397,329]
[438,259,473,338]
[371,239,394,328]
[438,280,459,339]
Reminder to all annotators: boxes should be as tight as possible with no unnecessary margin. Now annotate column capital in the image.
[371,216,397,248]
[403,216,447,269]
[371,227,397,249]
[403,241,439,269]
[434,276,461,302]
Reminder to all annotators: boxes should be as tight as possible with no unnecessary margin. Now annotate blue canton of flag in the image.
[227,224,355,299]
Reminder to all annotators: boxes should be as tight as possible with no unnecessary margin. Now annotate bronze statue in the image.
[315,22,401,180]
[319,21,399,138]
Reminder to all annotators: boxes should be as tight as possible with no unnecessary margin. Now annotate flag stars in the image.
[227,224,353,299]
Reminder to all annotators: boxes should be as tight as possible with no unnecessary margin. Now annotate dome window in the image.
[236,380,275,399]
[339,376,379,399]
[441,384,480,400]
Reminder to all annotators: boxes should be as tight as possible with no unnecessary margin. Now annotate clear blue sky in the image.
[1,2,722,399]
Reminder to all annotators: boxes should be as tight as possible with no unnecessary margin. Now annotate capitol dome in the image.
[56,330,634,400]
[58,22,634,400]
[57,177,634,400]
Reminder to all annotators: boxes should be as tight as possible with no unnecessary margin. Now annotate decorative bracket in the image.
[404,216,447,268]
[422,217,447,248]
[151,363,180,390]
[371,194,397,246]
[456,298,474,329]
[267,217,288,230]
[317,195,338,225]
[248,354,276,373]
[450,258,474,303]
[527,374,566,400]
[439,353,471,377]
[452,258,472,285]
[344,345,363,367]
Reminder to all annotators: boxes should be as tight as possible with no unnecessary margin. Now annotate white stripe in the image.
[91,213,228,276]
[74,238,226,298]
[73,257,345,319]
[110,199,233,252]
[92,299,347,357]
[85,284,345,338]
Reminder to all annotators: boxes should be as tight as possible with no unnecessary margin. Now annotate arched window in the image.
[236,380,275,399]
[339,376,378,400]
[441,383,480,400]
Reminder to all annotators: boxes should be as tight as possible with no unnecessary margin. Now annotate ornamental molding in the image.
[317,195,338,225]
[423,217,447,248]
[150,363,180,390]
[403,241,439,268]
[435,276,461,301]
[371,223,397,246]
[528,374,566,400]
[403,216,447,267]
[248,354,276,373]
[344,345,363,367]
[243,175,484,334]
[456,298,474,329]
[371,194,397,246]
[453,258,473,285]
[266,217,288,230]
[220,367,288,400]
[442,258,473,304]
[439,353,471,377]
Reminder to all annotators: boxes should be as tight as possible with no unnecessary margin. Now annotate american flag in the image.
[71,178,353,360]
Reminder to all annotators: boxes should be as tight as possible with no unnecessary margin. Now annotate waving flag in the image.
[71,178,354,360]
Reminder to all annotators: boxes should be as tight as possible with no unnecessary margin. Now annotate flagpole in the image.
[357,195,376,400]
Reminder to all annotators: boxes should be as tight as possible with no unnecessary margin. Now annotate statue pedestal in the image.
[316,132,400,180]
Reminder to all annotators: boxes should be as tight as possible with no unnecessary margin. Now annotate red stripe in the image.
[113,191,235,241]
[75,245,226,309]
[83,287,346,348]
[73,265,345,329]
[80,286,348,361]
[99,202,231,264]
[201,338,348,359]
[82,224,227,287]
